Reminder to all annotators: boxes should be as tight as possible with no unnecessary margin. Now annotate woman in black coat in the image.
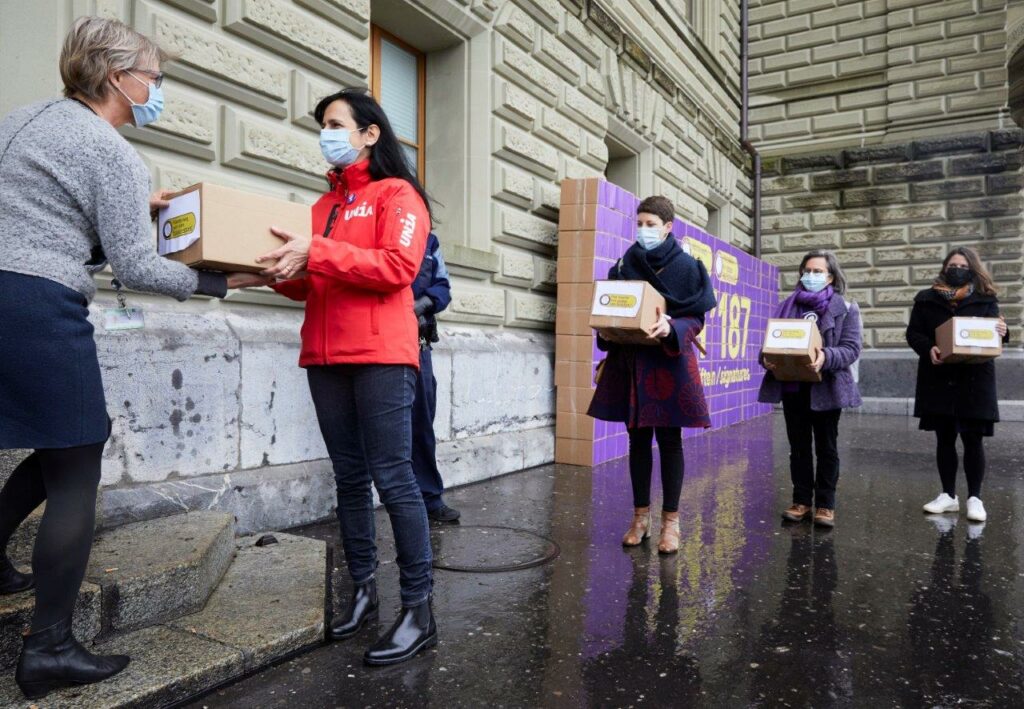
[906,247,1009,523]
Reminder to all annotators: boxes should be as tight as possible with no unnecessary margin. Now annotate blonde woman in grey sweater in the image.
[0,17,262,699]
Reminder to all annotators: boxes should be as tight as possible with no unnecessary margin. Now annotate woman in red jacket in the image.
[254,89,435,666]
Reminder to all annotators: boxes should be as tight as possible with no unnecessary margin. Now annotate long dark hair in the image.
[939,246,997,295]
[798,249,847,294]
[314,88,432,223]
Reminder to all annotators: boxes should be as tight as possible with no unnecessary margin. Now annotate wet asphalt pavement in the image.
[186,412,1024,708]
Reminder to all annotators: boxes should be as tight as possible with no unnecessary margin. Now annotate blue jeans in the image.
[412,348,445,511]
[307,364,432,607]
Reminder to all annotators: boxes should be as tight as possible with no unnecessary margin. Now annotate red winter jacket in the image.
[272,160,429,368]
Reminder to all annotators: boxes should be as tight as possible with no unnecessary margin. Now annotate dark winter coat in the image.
[906,288,1007,422]
[411,232,451,344]
[587,237,713,429]
[758,294,863,411]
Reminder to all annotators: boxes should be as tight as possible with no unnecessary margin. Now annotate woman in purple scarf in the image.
[758,250,862,528]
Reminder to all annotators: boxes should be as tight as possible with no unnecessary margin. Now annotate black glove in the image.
[413,296,434,317]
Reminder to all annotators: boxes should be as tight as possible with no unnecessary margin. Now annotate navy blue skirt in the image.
[0,271,108,449]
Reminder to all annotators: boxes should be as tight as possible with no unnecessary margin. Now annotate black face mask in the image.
[944,267,973,287]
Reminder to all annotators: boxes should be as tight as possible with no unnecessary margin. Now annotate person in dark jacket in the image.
[410,232,458,523]
[759,250,862,528]
[587,196,716,555]
[907,247,1008,523]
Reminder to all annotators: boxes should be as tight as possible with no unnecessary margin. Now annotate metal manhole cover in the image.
[430,525,560,573]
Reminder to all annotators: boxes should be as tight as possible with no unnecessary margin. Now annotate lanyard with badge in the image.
[103,279,145,331]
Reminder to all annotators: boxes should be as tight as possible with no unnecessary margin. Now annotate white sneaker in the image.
[922,493,959,514]
[966,496,987,522]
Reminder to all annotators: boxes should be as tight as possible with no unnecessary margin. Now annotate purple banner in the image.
[587,183,779,465]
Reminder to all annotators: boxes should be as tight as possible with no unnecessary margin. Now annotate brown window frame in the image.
[370,25,427,182]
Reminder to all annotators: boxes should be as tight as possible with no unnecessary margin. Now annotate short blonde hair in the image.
[59,16,168,101]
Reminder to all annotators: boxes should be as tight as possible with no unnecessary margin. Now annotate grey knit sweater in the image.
[0,98,221,302]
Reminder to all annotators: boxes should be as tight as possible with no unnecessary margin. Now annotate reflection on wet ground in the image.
[190,413,1024,707]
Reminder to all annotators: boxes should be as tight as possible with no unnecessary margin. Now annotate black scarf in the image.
[611,236,717,318]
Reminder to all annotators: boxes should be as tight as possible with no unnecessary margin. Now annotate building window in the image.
[605,135,639,195]
[370,25,426,179]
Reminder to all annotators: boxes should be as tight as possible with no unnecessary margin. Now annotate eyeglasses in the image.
[130,68,164,88]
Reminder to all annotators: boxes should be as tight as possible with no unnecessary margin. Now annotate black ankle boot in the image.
[363,600,437,666]
[15,617,130,699]
[329,578,379,641]
[0,556,33,594]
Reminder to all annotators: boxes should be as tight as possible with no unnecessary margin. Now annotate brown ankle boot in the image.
[622,507,651,546]
[658,512,680,554]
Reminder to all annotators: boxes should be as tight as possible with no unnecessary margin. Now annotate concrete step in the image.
[9,498,106,566]
[0,532,327,708]
[0,581,102,670]
[86,512,236,634]
[0,512,235,668]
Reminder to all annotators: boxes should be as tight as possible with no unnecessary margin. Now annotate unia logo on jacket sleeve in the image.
[399,212,417,247]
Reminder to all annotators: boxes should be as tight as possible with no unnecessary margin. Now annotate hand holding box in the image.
[761,318,824,383]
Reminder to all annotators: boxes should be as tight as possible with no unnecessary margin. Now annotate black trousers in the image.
[411,348,445,512]
[627,427,683,513]
[934,422,985,499]
[781,386,842,509]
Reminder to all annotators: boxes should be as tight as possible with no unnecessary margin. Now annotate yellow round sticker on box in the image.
[772,328,805,339]
[162,213,197,240]
[959,328,994,342]
[599,294,638,308]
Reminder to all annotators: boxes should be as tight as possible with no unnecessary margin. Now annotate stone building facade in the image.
[0,0,752,530]
[748,0,1024,414]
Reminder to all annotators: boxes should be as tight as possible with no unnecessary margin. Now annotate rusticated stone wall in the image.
[0,1,750,526]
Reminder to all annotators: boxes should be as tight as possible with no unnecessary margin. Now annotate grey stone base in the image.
[858,351,1024,400]
[854,397,1024,421]
[101,425,555,534]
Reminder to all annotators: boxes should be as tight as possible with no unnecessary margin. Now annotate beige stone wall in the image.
[749,0,1023,361]
[749,0,1011,151]
[0,0,751,332]
[0,1,754,506]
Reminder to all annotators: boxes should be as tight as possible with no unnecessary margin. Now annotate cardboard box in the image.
[556,386,594,415]
[557,256,597,285]
[557,230,598,260]
[555,437,594,467]
[558,204,624,232]
[555,307,592,336]
[555,412,595,441]
[761,318,823,383]
[560,177,601,206]
[555,361,597,389]
[936,317,1003,363]
[558,283,596,309]
[157,182,311,273]
[555,334,594,363]
[588,280,666,346]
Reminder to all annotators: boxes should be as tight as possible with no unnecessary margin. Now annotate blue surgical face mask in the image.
[636,226,664,250]
[115,72,164,128]
[800,272,830,292]
[320,128,364,167]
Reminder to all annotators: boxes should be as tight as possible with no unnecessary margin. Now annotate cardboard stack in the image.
[554,179,602,467]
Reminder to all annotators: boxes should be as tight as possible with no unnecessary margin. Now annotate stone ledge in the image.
[854,398,1024,422]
